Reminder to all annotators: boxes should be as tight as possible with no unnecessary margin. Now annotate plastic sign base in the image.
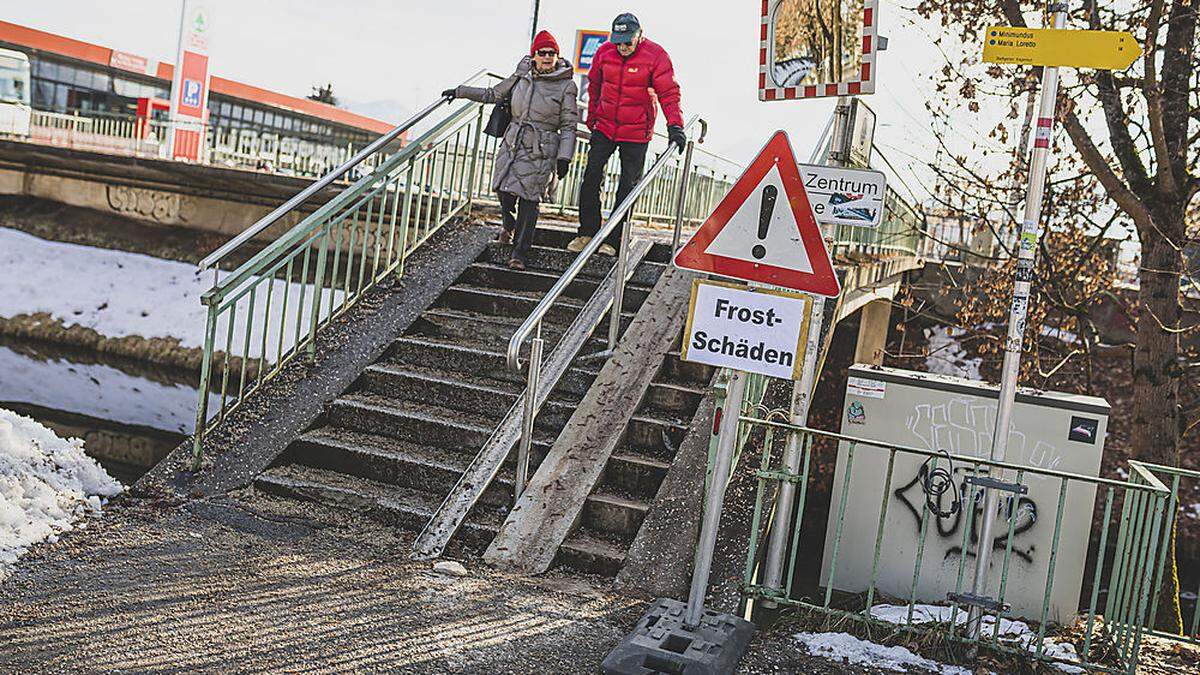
[601,598,756,675]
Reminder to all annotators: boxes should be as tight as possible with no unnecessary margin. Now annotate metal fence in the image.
[733,419,1174,674]
[1133,462,1200,647]
[188,75,738,466]
[190,98,488,464]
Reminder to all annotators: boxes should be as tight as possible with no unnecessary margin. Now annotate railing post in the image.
[671,139,697,257]
[191,302,219,470]
[607,212,632,351]
[307,230,331,359]
[685,369,748,627]
[516,332,543,503]
[465,105,485,216]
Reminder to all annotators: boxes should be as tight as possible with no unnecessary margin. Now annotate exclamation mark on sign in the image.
[753,185,778,260]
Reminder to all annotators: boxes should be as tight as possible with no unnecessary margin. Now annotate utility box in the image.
[820,365,1109,624]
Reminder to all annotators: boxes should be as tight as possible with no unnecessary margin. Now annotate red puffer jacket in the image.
[586,38,684,143]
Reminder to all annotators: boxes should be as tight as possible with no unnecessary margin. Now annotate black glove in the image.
[668,125,686,154]
[556,159,570,179]
[441,88,457,100]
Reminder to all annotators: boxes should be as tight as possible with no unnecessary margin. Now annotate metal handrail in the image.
[197,68,495,271]
[505,114,707,373]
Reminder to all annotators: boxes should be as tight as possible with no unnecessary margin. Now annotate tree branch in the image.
[1061,108,1153,228]
[1141,0,1180,199]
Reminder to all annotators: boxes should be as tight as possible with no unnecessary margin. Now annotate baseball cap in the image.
[610,13,641,44]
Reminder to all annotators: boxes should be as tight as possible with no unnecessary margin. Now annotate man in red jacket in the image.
[568,13,687,255]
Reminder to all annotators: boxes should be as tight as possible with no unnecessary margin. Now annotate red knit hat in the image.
[530,30,559,56]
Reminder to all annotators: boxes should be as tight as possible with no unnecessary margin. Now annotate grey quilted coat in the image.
[456,56,579,203]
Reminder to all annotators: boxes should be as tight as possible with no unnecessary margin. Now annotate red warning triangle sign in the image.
[674,131,841,297]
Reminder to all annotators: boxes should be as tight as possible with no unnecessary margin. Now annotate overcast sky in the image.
[6,1,1007,204]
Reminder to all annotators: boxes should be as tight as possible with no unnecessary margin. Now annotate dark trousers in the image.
[498,190,540,262]
[578,131,649,249]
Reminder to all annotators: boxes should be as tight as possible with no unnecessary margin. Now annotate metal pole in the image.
[529,0,541,42]
[967,4,1066,640]
[607,214,633,350]
[685,369,749,627]
[671,139,697,256]
[759,99,848,598]
[516,332,543,503]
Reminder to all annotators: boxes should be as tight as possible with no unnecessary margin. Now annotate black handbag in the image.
[484,98,512,138]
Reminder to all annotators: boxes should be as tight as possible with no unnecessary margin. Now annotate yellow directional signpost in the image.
[983,26,1141,69]
[966,5,1145,649]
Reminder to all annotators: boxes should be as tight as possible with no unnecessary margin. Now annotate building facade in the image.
[0,20,396,175]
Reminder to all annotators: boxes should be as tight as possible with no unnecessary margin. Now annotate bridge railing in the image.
[187,71,738,468]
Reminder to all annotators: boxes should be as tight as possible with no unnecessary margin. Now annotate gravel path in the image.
[0,490,865,673]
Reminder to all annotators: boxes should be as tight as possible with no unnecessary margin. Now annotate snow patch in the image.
[794,631,972,674]
[870,604,1083,673]
[0,227,340,357]
[0,409,122,577]
[923,326,982,381]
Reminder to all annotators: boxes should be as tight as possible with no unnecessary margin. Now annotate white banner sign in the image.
[681,280,812,380]
[798,164,887,228]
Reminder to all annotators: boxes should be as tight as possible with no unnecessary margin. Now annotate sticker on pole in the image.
[674,130,841,297]
[681,279,812,380]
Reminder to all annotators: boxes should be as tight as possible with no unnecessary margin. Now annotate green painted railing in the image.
[188,72,739,468]
[732,420,1171,674]
[1130,461,1200,648]
[467,118,739,230]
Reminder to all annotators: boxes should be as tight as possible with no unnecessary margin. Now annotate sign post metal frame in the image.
[966,4,1066,641]
[758,98,849,599]
[684,369,749,626]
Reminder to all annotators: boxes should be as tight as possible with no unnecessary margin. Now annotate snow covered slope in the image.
[0,409,123,578]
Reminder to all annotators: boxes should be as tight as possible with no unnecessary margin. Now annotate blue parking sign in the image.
[182,78,202,107]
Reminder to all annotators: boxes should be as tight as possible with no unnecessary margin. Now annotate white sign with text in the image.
[681,280,812,380]
[798,164,887,228]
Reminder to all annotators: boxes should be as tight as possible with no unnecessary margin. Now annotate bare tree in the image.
[914,0,1198,632]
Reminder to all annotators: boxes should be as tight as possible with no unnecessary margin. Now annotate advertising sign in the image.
[681,280,812,380]
[574,30,609,75]
[168,0,212,161]
[760,0,878,101]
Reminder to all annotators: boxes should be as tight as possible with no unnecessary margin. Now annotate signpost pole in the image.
[528,0,541,42]
[759,99,849,599]
[966,4,1066,640]
[684,369,749,627]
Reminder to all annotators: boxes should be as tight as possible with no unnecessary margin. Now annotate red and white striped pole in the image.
[966,3,1067,640]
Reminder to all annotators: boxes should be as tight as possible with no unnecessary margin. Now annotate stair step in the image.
[626,412,691,457]
[459,262,652,308]
[485,220,580,249]
[383,337,600,396]
[253,464,504,548]
[602,450,671,499]
[405,307,605,355]
[557,527,627,577]
[482,243,616,279]
[643,380,706,415]
[583,490,650,540]
[660,351,717,384]
[287,427,515,506]
[359,363,579,428]
[327,392,555,453]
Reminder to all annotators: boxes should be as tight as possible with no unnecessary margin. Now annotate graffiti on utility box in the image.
[820,365,1108,623]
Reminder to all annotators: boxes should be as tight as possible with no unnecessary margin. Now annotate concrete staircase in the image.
[555,350,714,576]
[253,226,685,571]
